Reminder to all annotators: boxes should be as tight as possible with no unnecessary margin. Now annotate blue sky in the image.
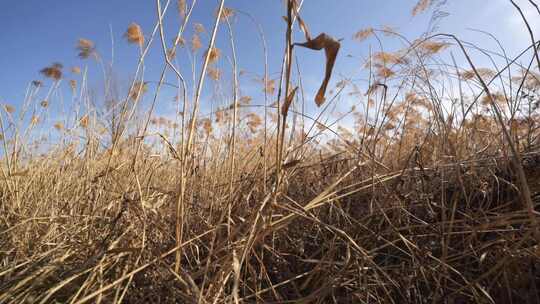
[1,0,539,119]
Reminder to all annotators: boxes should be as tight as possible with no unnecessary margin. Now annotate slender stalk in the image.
[276,0,295,189]
[178,0,226,273]
[225,15,239,240]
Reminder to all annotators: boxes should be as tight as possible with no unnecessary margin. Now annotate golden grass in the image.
[1,1,540,303]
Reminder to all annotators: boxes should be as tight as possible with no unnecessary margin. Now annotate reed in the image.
[1,0,540,303]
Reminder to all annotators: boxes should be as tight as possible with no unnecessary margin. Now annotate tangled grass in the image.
[2,0,540,303]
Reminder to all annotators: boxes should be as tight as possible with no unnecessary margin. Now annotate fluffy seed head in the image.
[191,34,202,52]
[40,63,63,80]
[129,81,148,101]
[239,96,252,105]
[219,7,236,21]
[4,104,15,114]
[125,23,145,47]
[76,38,96,59]
[208,67,221,81]
[80,115,89,128]
[354,28,374,42]
[177,0,186,18]
[205,47,221,64]
[412,0,432,16]
[246,113,262,133]
[53,122,64,131]
[194,23,205,33]
[263,79,275,94]
[202,118,213,135]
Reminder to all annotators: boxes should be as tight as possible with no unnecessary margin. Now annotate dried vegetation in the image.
[2,0,540,303]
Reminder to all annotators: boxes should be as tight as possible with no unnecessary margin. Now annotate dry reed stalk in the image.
[224,14,239,243]
[178,0,226,275]
[275,0,296,189]
[449,33,540,240]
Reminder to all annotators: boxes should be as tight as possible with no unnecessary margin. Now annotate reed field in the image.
[2,0,540,302]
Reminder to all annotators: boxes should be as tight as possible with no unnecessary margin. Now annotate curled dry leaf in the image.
[296,15,311,41]
[282,159,301,169]
[294,33,341,106]
[281,86,298,116]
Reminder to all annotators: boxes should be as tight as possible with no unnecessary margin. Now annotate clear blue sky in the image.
[1,0,538,117]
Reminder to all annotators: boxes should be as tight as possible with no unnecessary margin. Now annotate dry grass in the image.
[1,0,540,303]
